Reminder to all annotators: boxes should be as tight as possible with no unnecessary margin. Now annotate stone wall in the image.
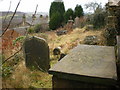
[106,3,120,46]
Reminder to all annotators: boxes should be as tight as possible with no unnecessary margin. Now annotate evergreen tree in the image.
[49,1,65,30]
[49,12,62,30]
[74,5,84,18]
[64,8,74,23]
[49,1,65,19]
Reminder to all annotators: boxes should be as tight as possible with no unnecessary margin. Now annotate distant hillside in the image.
[1,11,48,18]
[1,11,25,17]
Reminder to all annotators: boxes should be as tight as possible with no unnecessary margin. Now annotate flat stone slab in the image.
[49,45,117,85]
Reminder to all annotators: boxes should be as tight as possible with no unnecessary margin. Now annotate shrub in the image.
[28,24,43,33]
[28,27,35,33]
[34,24,42,33]
[2,54,23,78]
[13,36,26,45]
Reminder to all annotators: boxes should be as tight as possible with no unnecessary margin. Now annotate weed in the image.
[2,64,13,77]
[13,36,25,45]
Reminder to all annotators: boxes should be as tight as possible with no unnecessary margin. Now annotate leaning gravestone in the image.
[23,36,50,72]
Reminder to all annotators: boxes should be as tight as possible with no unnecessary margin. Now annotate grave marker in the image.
[23,36,50,72]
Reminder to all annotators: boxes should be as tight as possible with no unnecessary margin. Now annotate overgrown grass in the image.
[2,27,106,88]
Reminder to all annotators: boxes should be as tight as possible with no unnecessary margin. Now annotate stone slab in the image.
[49,45,117,85]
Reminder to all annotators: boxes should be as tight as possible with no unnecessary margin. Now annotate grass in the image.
[2,27,106,88]
[2,60,52,88]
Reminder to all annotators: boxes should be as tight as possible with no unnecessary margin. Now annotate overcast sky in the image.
[0,0,108,13]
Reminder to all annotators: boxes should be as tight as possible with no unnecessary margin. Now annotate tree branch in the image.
[0,0,22,37]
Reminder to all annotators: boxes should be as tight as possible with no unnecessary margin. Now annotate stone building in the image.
[106,0,120,46]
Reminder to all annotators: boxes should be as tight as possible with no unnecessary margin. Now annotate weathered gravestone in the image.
[23,36,50,72]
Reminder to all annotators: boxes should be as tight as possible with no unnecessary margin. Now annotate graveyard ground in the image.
[2,27,106,88]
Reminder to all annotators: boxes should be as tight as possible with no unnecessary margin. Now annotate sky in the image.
[0,0,108,13]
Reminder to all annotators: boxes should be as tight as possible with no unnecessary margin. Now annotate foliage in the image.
[85,2,107,29]
[13,36,26,45]
[93,12,106,29]
[74,4,84,18]
[49,1,65,30]
[2,64,13,77]
[2,53,22,78]
[64,8,74,23]
[105,28,117,46]
[34,24,42,33]
[28,24,43,33]
[49,12,62,30]
[49,1,65,19]
[28,27,35,33]
[85,13,94,25]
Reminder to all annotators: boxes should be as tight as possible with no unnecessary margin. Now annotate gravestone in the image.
[49,45,117,88]
[74,17,80,28]
[23,36,50,72]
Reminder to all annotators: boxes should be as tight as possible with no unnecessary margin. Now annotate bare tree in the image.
[84,2,102,13]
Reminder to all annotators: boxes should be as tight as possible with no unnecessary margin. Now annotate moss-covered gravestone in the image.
[23,36,50,72]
